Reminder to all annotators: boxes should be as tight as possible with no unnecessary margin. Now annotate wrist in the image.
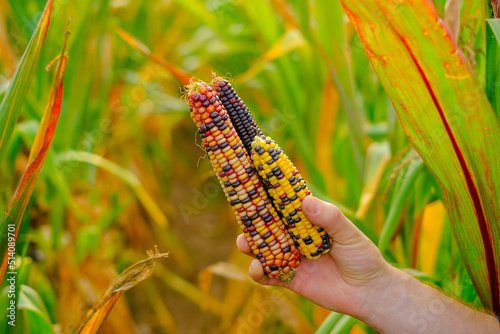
[354,264,408,329]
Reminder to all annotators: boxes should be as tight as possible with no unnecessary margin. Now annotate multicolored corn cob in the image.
[188,81,301,282]
[251,135,332,259]
[211,77,262,153]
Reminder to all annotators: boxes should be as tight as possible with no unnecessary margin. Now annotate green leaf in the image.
[315,312,343,334]
[18,285,52,324]
[0,0,54,165]
[329,314,356,334]
[342,0,500,312]
[378,156,424,252]
[485,19,500,120]
[0,36,68,283]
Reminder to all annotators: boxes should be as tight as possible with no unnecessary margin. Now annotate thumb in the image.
[302,196,366,246]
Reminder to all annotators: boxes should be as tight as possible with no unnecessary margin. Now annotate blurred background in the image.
[0,0,484,333]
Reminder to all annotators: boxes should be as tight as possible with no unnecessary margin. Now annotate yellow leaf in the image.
[316,78,339,196]
[237,29,306,82]
[418,201,446,275]
[77,247,168,334]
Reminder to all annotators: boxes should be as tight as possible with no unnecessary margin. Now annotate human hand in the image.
[236,196,395,318]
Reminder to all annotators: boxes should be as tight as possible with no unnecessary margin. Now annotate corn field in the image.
[0,0,499,333]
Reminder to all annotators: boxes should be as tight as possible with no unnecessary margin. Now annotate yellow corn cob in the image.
[188,81,300,282]
[251,135,333,259]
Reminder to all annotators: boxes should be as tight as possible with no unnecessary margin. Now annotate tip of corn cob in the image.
[279,268,297,284]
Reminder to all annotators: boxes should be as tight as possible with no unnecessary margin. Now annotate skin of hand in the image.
[236,196,393,319]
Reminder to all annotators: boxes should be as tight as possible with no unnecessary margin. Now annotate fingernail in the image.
[304,196,320,215]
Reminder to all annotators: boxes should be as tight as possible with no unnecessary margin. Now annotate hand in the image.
[236,196,394,318]
[238,197,500,333]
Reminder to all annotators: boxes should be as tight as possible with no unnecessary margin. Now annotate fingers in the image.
[236,234,253,256]
[238,235,286,286]
[249,259,269,283]
[302,196,366,246]
[249,259,288,288]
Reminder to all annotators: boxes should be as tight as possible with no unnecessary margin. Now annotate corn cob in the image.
[188,81,300,282]
[211,77,262,153]
[251,135,332,259]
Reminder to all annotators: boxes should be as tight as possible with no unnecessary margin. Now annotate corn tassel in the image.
[188,81,300,282]
[251,135,332,259]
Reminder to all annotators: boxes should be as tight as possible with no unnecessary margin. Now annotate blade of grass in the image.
[330,314,357,334]
[378,158,424,253]
[485,19,500,119]
[115,27,191,85]
[315,312,343,334]
[55,150,169,228]
[0,0,54,165]
[77,247,168,334]
[0,28,68,283]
